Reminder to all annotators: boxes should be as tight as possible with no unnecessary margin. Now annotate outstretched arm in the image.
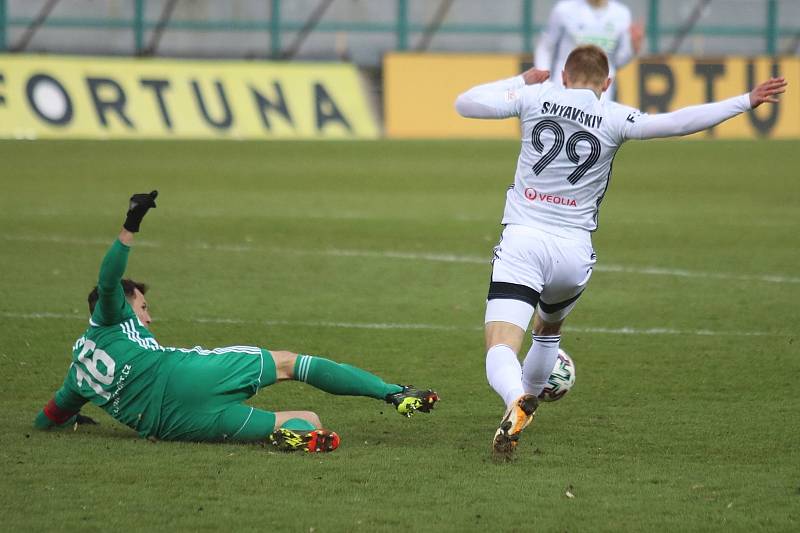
[455,68,550,119]
[625,77,787,140]
[614,20,644,70]
[35,191,158,429]
[92,232,133,326]
[534,5,563,71]
[91,192,158,326]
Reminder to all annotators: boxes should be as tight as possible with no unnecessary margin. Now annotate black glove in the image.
[123,190,158,232]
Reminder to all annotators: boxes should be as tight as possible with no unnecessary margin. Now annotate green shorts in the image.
[156,347,279,442]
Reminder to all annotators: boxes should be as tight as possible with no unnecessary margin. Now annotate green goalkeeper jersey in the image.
[47,239,180,437]
[61,317,178,437]
[42,237,270,439]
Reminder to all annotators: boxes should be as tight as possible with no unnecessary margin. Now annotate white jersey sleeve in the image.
[620,94,752,141]
[454,76,528,119]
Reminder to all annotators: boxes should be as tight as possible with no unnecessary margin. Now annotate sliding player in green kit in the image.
[34,191,438,453]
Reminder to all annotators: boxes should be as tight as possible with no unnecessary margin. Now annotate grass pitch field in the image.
[0,139,798,532]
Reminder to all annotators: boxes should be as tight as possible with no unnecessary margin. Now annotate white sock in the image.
[486,344,525,407]
[522,335,561,396]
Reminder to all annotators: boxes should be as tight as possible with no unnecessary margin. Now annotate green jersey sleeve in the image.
[91,239,135,326]
[34,365,90,429]
[55,364,91,412]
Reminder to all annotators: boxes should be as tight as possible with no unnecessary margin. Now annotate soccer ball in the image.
[538,349,576,402]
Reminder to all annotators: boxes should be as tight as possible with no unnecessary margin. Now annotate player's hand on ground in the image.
[70,414,98,431]
[123,190,158,233]
[75,414,98,426]
[749,77,788,108]
[522,68,550,85]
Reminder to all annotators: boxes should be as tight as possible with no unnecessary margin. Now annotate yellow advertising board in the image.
[0,55,379,140]
[384,53,520,139]
[384,53,800,139]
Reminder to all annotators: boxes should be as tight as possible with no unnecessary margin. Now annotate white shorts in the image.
[485,224,596,330]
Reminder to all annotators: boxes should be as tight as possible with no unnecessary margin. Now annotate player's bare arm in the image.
[630,20,644,55]
[118,228,134,246]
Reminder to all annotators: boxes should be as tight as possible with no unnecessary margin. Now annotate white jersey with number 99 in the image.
[455,77,751,240]
[501,80,632,238]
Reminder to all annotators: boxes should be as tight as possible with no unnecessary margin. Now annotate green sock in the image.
[281,418,316,431]
[293,355,403,400]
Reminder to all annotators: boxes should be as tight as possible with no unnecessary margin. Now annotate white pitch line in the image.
[1,311,83,320]
[286,247,485,264]
[2,234,161,248]
[304,248,800,285]
[193,316,462,331]
[4,234,799,284]
[565,326,772,337]
[592,263,800,285]
[0,311,781,337]
[0,312,461,331]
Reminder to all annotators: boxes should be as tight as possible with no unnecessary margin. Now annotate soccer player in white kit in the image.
[454,45,787,460]
[535,0,643,99]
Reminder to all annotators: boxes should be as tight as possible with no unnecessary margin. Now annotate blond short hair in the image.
[564,45,610,86]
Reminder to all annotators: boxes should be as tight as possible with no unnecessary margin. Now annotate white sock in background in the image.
[486,344,525,407]
[522,335,561,396]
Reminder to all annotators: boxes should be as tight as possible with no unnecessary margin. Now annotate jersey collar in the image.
[566,87,602,101]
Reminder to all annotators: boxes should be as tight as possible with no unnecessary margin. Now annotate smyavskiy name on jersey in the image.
[541,101,604,129]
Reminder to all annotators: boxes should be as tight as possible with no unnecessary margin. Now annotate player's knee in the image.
[271,350,298,381]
